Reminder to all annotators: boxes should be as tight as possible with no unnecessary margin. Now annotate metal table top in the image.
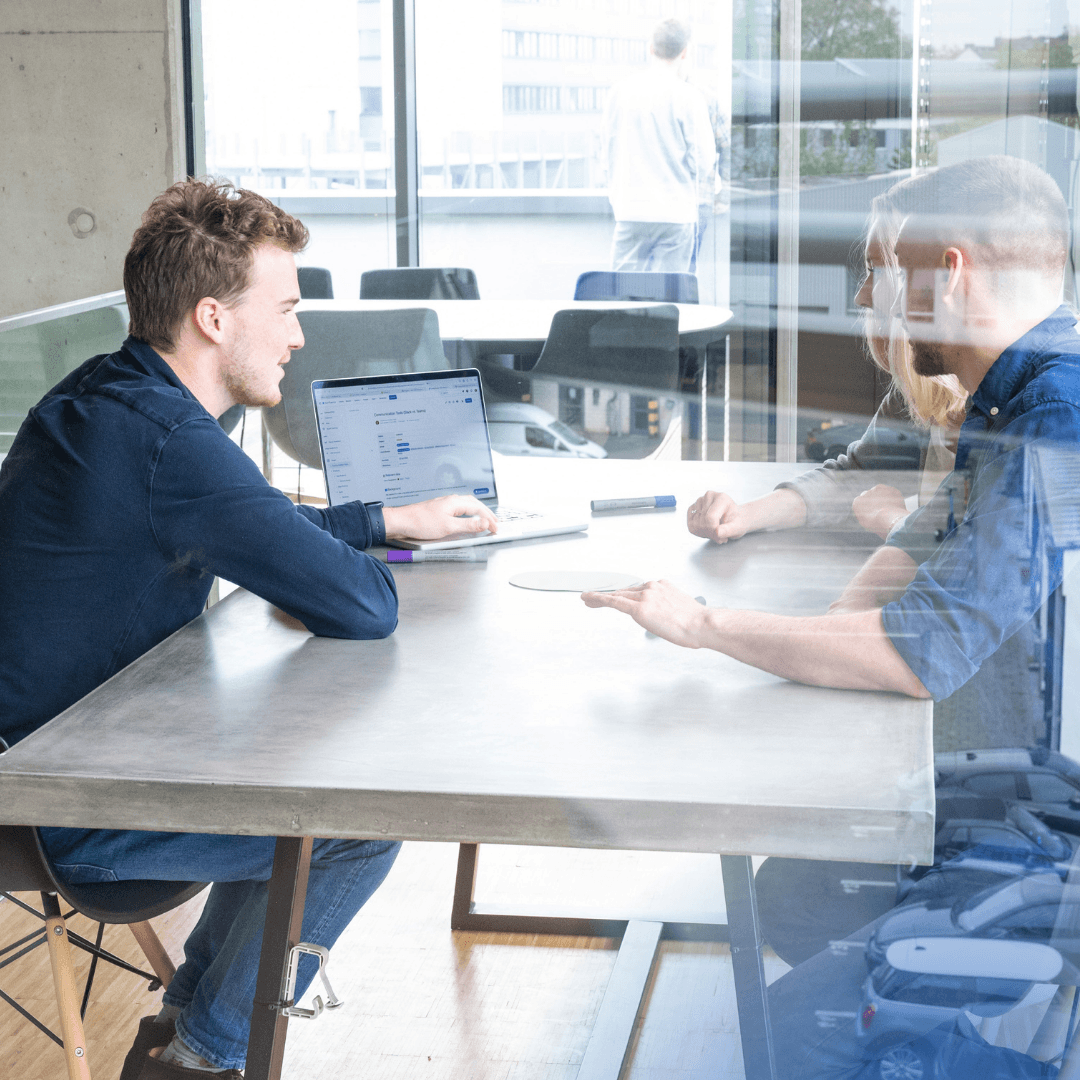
[0,461,934,865]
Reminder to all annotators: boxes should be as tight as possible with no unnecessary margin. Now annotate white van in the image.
[486,403,606,458]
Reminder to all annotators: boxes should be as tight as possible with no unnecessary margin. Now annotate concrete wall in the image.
[1,0,186,318]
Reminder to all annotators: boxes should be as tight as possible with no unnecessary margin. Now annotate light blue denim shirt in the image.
[881,306,1080,702]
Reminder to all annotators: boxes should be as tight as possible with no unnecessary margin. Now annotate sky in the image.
[927,0,1075,51]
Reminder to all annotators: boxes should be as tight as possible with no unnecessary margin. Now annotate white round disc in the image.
[509,571,643,593]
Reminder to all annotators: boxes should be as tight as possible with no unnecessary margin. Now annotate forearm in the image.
[382,504,422,540]
[694,606,929,697]
[220,504,398,638]
[739,488,808,532]
[830,545,919,613]
[778,464,875,529]
[296,500,380,548]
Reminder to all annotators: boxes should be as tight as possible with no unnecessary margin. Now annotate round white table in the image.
[297,298,733,355]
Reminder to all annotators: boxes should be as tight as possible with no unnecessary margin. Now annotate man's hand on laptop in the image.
[382,496,499,541]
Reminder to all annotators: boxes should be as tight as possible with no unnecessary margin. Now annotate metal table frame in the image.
[244,839,778,1080]
[450,841,774,1080]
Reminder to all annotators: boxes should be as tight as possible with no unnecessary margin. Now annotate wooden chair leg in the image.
[128,921,176,991]
[41,894,91,1080]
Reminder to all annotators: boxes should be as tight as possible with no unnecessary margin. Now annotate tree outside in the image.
[802,0,910,61]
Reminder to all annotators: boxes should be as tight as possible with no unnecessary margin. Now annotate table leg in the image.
[450,843,728,941]
[721,854,778,1080]
[450,842,479,930]
[577,920,662,1080]
[260,418,274,482]
[246,835,314,1080]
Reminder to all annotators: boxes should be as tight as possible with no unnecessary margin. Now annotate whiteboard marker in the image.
[386,549,486,562]
[591,495,677,512]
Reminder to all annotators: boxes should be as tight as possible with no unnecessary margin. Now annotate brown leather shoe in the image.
[134,1049,244,1078]
[118,1016,175,1080]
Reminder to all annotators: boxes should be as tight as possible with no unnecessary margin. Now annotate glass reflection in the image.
[3,1,1077,1077]
[739,156,1080,1078]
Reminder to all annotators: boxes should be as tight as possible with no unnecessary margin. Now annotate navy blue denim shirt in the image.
[881,306,1080,701]
[0,338,397,746]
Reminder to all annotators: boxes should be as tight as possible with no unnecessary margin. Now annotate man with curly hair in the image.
[0,179,497,1077]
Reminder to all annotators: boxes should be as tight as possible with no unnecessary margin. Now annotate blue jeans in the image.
[39,827,400,1070]
[611,220,695,272]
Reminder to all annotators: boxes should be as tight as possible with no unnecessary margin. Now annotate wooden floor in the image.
[0,843,789,1080]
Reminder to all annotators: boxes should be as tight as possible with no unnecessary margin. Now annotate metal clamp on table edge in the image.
[274,942,343,1019]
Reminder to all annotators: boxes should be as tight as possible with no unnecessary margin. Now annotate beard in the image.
[911,340,948,377]
[221,344,284,408]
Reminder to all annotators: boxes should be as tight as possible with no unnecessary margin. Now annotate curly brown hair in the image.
[124,178,309,352]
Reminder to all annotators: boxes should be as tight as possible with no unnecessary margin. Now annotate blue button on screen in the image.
[389,394,397,399]
[473,487,490,495]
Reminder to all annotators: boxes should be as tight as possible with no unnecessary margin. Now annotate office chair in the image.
[476,304,682,408]
[529,305,680,390]
[573,270,699,304]
[298,266,334,300]
[526,305,681,459]
[0,823,205,1080]
[217,404,244,435]
[572,272,702,393]
[262,307,448,470]
[474,360,531,405]
[359,267,480,301]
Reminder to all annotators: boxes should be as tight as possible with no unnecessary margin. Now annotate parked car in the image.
[857,874,1078,1078]
[851,959,1045,1075]
[755,798,1073,966]
[936,747,1080,837]
[803,418,926,467]
[925,1012,1060,1080]
[896,799,1074,902]
[858,960,1036,1080]
[867,872,1069,972]
[486,403,606,458]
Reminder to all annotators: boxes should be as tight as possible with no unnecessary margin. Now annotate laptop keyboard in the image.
[494,506,543,522]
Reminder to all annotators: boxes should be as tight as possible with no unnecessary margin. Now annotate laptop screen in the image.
[311,369,498,508]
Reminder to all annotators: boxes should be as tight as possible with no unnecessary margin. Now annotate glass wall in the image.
[727,0,1080,462]
[190,5,1080,1076]
[413,0,729,305]
[201,0,396,298]
[0,293,129,456]
[724,5,1080,1079]
[4,2,1080,1073]
[0,294,259,477]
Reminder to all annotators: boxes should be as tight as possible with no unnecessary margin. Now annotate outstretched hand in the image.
[382,495,499,541]
[581,579,707,649]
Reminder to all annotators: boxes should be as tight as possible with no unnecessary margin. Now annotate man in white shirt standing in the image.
[603,19,717,273]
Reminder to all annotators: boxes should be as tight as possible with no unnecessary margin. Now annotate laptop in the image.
[311,368,589,550]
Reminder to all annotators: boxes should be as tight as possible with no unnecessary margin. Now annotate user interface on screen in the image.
[312,371,497,507]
